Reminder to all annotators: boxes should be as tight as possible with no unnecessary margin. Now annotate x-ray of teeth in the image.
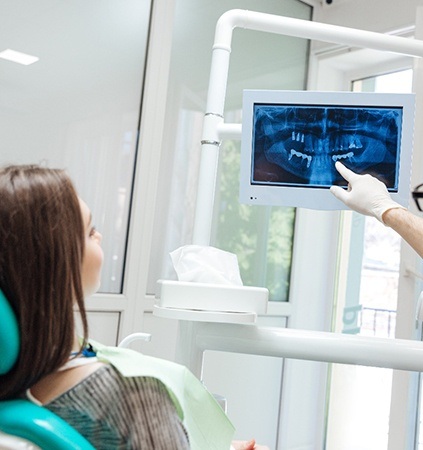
[252,104,402,189]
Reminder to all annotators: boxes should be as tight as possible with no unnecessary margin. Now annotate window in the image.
[325,68,413,450]
[0,0,152,293]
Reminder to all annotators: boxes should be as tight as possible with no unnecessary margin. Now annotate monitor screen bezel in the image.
[240,89,415,210]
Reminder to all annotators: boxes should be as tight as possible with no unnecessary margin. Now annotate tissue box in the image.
[155,280,268,314]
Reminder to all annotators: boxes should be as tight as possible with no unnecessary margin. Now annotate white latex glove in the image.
[330,161,405,223]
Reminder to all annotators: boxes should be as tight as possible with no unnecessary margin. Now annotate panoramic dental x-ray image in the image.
[252,104,402,189]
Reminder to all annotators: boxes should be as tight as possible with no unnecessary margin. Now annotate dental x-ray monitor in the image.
[240,90,415,210]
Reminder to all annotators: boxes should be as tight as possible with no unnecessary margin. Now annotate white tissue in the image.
[170,245,243,286]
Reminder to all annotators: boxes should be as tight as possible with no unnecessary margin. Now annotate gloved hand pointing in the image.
[330,161,405,223]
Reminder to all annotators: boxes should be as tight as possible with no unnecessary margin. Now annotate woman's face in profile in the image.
[79,198,103,297]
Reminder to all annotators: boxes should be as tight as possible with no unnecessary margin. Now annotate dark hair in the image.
[0,165,88,399]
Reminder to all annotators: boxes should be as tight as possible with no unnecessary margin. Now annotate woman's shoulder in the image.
[43,363,176,407]
[28,360,107,405]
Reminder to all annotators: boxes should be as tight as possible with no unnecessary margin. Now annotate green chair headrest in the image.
[0,289,20,374]
[0,400,95,450]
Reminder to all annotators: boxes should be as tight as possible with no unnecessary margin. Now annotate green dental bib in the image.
[91,341,235,450]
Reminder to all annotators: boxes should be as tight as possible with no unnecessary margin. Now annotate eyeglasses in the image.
[412,183,423,211]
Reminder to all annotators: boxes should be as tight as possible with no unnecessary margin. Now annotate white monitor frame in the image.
[240,90,415,210]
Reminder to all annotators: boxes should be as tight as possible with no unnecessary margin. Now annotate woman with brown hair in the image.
[0,164,191,448]
[0,164,266,450]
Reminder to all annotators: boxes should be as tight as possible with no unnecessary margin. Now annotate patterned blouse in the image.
[40,364,190,449]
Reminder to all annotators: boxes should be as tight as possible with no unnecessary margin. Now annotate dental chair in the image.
[0,290,95,450]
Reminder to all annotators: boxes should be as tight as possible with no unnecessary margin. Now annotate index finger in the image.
[334,161,359,183]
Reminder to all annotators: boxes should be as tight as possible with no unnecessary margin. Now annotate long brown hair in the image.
[0,165,89,399]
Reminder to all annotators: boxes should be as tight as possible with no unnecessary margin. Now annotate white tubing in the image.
[217,123,242,139]
[205,48,232,115]
[214,9,423,58]
[192,52,232,245]
[118,332,152,348]
[193,323,423,372]
[192,142,219,245]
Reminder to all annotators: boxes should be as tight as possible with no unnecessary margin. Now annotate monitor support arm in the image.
[193,9,423,246]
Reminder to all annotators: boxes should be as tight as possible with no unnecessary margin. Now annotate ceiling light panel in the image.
[0,49,39,65]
